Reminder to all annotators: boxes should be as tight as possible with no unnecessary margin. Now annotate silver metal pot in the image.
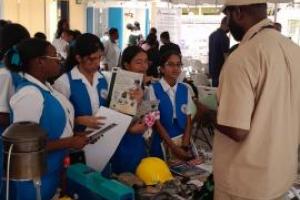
[2,122,47,180]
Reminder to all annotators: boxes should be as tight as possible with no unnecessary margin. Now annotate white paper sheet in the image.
[84,106,132,171]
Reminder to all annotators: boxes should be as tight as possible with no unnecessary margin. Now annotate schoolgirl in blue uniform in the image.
[110,46,149,174]
[3,39,88,200]
[54,33,108,132]
[0,23,30,192]
[0,23,30,136]
[149,51,193,160]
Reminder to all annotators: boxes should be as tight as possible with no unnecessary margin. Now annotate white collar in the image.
[159,78,178,93]
[54,37,67,43]
[106,39,119,47]
[71,66,104,81]
[23,73,53,92]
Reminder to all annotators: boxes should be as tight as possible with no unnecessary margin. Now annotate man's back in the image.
[103,39,121,70]
[214,19,300,199]
[147,47,160,77]
[208,28,229,86]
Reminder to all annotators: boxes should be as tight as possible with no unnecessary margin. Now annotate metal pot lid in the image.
[2,122,47,142]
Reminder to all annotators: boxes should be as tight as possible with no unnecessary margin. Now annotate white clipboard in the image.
[84,106,132,171]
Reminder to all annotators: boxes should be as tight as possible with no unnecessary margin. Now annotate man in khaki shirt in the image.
[214,0,300,200]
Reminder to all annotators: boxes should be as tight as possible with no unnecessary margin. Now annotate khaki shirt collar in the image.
[240,19,274,45]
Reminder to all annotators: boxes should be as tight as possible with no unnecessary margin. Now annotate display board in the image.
[179,15,222,64]
[155,8,181,45]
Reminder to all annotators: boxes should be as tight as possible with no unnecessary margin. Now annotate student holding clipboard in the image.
[3,38,88,200]
[54,33,108,132]
[110,46,149,174]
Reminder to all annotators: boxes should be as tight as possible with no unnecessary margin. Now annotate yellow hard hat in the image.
[136,157,173,185]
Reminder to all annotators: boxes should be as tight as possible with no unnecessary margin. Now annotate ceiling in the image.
[161,0,295,5]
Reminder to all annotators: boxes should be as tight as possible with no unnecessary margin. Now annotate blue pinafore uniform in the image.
[67,71,108,132]
[110,131,147,174]
[1,80,67,200]
[0,61,24,195]
[150,82,188,159]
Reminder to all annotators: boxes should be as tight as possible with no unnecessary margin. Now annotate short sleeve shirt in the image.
[0,67,17,113]
[148,78,194,118]
[10,74,74,139]
[213,19,300,199]
[53,67,111,115]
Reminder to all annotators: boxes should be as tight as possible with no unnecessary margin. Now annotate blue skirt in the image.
[0,149,65,200]
[0,168,61,200]
[111,132,147,174]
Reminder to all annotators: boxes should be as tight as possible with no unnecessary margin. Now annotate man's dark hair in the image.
[126,23,134,31]
[274,22,282,31]
[221,17,227,25]
[134,21,140,30]
[160,31,170,40]
[109,28,118,35]
[150,27,157,35]
[146,33,157,46]
[34,32,47,41]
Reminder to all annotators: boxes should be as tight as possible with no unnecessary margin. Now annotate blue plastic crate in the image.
[66,164,134,200]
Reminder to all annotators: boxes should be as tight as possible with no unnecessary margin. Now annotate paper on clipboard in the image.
[84,106,132,171]
[107,67,143,116]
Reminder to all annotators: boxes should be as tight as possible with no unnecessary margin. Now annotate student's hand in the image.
[104,64,109,71]
[128,120,148,134]
[74,131,91,136]
[75,116,106,129]
[129,88,144,104]
[170,144,193,161]
[182,141,191,148]
[143,76,153,85]
[70,135,89,150]
[181,136,191,147]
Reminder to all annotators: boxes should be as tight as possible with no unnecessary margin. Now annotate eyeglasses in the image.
[43,55,62,61]
[42,53,63,64]
[165,62,183,68]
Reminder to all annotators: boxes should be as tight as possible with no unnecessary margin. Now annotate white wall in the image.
[0,0,3,19]
[277,7,300,44]
[3,0,45,36]
[2,0,88,41]
[70,0,87,34]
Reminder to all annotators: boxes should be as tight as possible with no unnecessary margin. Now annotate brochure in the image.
[107,67,143,116]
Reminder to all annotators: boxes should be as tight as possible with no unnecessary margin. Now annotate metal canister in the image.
[2,122,47,180]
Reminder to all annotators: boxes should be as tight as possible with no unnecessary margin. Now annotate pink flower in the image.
[144,111,160,127]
